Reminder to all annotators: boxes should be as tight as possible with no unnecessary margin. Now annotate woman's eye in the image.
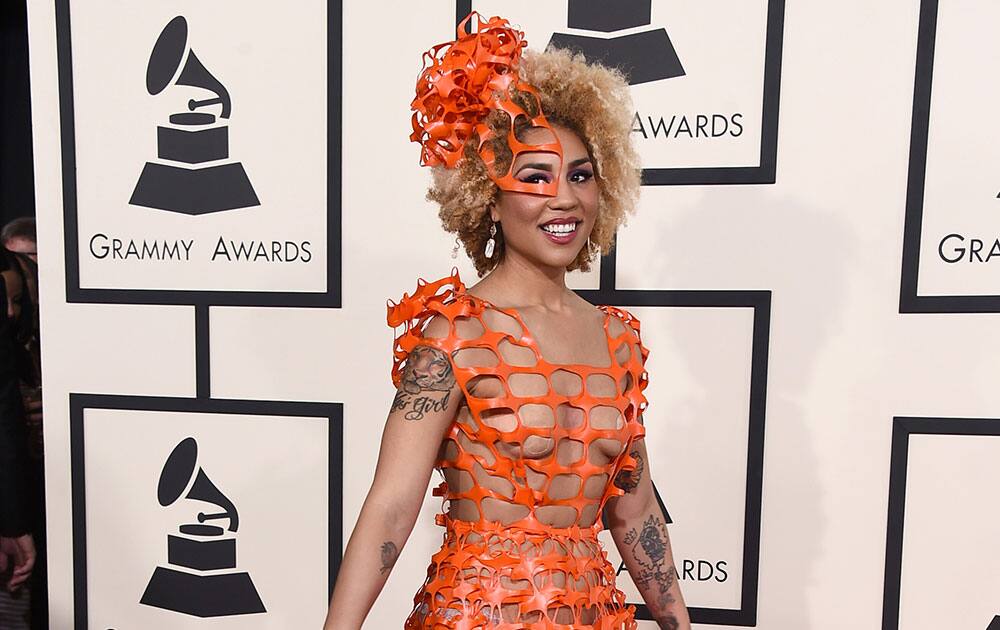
[521,173,552,184]
[570,170,594,183]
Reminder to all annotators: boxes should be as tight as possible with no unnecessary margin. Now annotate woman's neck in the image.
[475,251,571,311]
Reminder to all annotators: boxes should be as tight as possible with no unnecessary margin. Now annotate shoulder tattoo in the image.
[395,345,456,421]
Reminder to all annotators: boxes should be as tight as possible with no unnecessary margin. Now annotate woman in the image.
[325,13,690,629]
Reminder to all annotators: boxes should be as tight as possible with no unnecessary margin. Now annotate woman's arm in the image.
[324,318,462,630]
[604,438,691,630]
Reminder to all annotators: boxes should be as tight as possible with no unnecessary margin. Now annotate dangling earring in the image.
[484,222,497,259]
[587,237,596,258]
[451,236,461,259]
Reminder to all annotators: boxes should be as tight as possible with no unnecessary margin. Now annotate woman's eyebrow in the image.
[515,162,554,174]
[568,157,592,168]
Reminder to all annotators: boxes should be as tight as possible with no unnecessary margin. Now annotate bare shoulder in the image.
[419,313,451,340]
[599,303,641,334]
[559,289,604,322]
[605,308,632,337]
[565,291,631,336]
[420,310,486,345]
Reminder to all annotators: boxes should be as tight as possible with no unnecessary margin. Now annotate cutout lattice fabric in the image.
[387,270,649,629]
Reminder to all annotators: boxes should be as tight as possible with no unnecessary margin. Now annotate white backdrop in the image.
[25,0,1000,628]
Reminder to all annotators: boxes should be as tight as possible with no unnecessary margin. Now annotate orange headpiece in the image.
[410,12,563,196]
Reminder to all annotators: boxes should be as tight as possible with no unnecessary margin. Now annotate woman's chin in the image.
[533,249,585,271]
[500,242,586,271]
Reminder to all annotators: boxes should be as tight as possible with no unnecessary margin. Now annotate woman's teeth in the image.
[541,222,577,235]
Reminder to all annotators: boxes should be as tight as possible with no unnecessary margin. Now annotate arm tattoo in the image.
[624,515,678,616]
[624,528,638,545]
[379,541,398,575]
[395,345,455,421]
[402,346,454,393]
[613,449,644,493]
[658,613,680,630]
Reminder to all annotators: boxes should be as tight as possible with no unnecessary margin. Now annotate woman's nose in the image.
[546,173,579,209]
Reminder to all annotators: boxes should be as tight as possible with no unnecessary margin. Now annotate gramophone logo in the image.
[546,0,684,85]
[129,16,260,215]
[140,437,266,618]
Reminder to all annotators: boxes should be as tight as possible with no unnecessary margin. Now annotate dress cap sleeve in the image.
[600,305,650,367]
[386,268,471,389]
[600,304,651,419]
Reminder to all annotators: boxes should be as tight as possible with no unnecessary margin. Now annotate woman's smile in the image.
[539,218,582,245]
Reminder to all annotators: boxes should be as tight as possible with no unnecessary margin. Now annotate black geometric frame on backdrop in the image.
[881,416,1000,630]
[582,249,770,627]
[898,0,1000,314]
[54,3,348,627]
[455,0,785,186]
[451,4,775,620]
[55,0,343,308]
[69,393,344,628]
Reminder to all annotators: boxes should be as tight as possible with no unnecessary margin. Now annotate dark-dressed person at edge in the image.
[324,14,689,630]
[0,223,38,629]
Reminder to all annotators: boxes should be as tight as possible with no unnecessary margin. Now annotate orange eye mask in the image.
[410,12,564,196]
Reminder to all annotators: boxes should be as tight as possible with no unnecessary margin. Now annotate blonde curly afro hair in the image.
[426,47,642,276]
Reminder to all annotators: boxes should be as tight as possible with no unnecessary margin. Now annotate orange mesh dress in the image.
[387,270,649,629]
